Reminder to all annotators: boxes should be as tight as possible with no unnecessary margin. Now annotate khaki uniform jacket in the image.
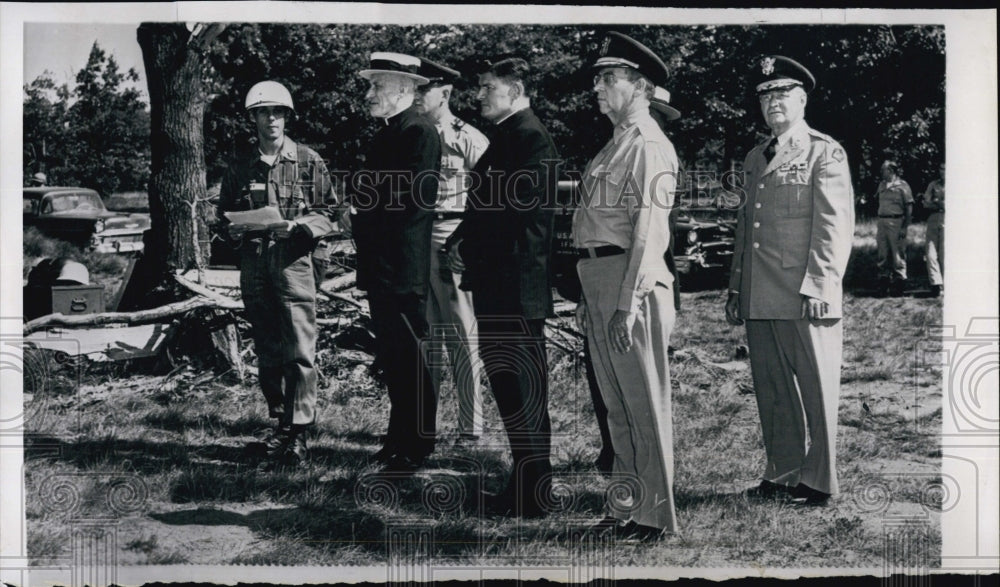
[728,123,855,319]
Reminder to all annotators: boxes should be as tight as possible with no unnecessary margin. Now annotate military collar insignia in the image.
[761,56,775,76]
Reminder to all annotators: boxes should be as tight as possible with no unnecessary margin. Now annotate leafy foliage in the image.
[199,23,943,213]
[23,43,151,196]
[25,25,944,213]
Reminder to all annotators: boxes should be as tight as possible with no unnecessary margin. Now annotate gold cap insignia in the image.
[761,56,775,76]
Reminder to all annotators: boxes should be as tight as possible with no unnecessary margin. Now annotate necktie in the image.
[764,137,778,163]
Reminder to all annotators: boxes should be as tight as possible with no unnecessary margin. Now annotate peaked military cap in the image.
[359,52,430,85]
[650,86,681,121]
[593,31,669,87]
[418,58,461,86]
[754,55,815,93]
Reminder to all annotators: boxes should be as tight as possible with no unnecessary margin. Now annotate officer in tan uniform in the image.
[725,56,855,506]
[573,32,679,539]
[874,160,913,296]
[413,58,489,444]
[921,163,945,297]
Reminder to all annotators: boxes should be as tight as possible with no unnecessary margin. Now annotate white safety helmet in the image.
[56,259,90,285]
[245,81,295,112]
[31,172,47,185]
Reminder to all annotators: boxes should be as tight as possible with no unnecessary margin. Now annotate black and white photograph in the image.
[0,4,996,586]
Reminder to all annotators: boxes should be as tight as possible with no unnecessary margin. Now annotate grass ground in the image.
[22,225,943,569]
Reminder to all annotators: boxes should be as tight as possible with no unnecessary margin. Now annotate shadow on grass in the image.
[141,407,273,438]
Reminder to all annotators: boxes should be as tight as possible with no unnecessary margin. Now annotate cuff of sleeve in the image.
[800,274,838,304]
[617,289,638,314]
[728,270,742,293]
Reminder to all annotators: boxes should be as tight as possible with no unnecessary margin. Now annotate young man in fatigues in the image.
[726,56,855,506]
[218,81,340,468]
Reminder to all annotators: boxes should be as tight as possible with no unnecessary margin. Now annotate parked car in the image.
[551,179,735,298]
[23,187,150,254]
[671,213,735,276]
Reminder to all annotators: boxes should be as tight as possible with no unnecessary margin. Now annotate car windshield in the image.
[46,192,105,214]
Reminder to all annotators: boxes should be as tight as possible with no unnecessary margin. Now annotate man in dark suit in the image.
[353,52,442,472]
[446,56,559,518]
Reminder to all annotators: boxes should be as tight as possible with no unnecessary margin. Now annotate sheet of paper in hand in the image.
[224,207,286,231]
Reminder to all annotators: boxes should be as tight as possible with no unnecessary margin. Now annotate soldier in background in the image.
[874,159,913,297]
[413,58,489,446]
[921,162,945,297]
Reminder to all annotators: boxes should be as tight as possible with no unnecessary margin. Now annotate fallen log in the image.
[328,292,366,311]
[320,271,356,293]
[23,296,233,335]
[174,272,243,309]
[317,317,354,327]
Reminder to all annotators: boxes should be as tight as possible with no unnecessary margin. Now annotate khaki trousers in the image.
[745,318,842,495]
[876,217,907,281]
[426,219,485,437]
[925,212,944,287]
[578,255,677,532]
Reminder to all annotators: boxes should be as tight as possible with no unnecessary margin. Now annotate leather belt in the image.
[577,245,626,259]
[434,211,464,220]
[878,214,904,219]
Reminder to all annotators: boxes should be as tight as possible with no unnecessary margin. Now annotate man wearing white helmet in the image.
[217,80,340,468]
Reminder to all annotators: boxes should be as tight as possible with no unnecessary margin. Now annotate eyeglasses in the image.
[593,72,628,87]
[759,90,794,104]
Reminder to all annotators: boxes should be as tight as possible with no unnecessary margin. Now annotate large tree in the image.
[131,23,226,305]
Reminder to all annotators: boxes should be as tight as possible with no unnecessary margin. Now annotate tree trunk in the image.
[124,23,224,310]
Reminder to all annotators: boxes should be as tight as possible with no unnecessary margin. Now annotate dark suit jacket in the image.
[353,106,441,295]
[453,107,559,320]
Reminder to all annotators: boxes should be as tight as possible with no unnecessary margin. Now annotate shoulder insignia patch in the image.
[831,147,845,162]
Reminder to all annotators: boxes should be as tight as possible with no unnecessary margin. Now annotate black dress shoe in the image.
[617,521,667,542]
[476,489,514,516]
[790,483,831,506]
[282,433,308,466]
[476,489,546,518]
[588,516,624,534]
[262,425,293,459]
[371,446,396,465]
[745,480,790,499]
[382,453,423,474]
